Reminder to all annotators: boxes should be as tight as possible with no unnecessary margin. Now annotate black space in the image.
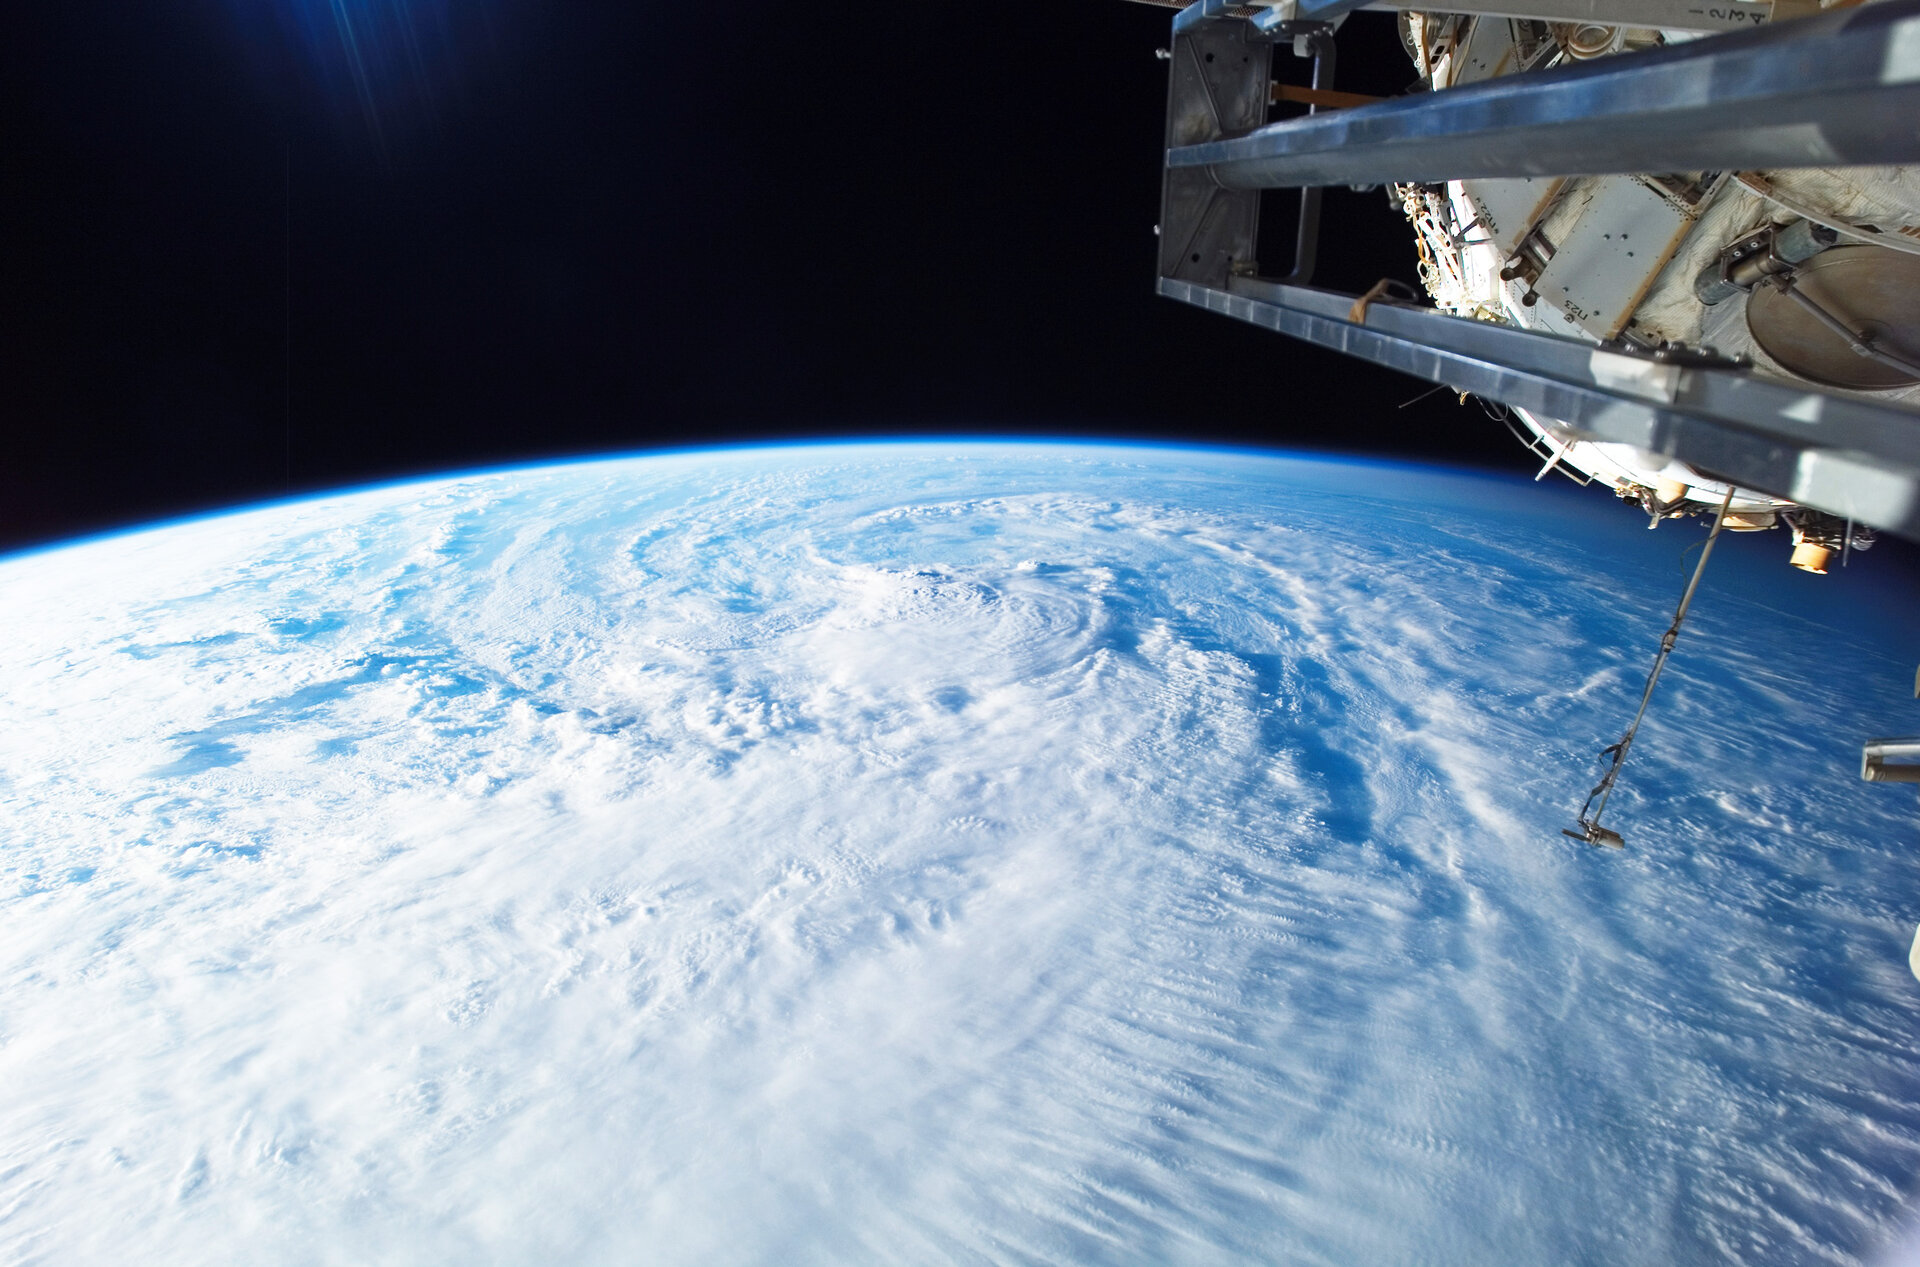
[9,2,1533,551]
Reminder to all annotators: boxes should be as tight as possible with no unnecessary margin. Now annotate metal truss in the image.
[1160,276,1920,538]
[1169,0,1920,188]
[1155,0,1920,541]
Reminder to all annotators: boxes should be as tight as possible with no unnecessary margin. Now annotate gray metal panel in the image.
[1527,175,1695,341]
[1167,0,1920,188]
[1158,17,1273,287]
[1158,276,1920,539]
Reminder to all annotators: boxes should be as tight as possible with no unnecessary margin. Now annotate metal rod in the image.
[1768,275,1920,380]
[1276,25,1335,285]
[1272,84,1381,111]
[1577,487,1735,838]
[1166,0,1920,188]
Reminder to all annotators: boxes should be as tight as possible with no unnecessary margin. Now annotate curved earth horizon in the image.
[2,440,1917,1264]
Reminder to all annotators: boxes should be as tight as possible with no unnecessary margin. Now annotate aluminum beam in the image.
[1355,0,1798,34]
[1158,275,1920,540]
[1304,0,1789,26]
[1167,0,1920,188]
[1863,739,1920,783]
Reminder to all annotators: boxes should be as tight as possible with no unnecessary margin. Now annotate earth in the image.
[2,441,1918,1264]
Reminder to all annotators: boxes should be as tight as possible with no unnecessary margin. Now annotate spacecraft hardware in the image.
[1564,488,1735,847]
[1135,0,1920,845]
[1141,0,1919,562]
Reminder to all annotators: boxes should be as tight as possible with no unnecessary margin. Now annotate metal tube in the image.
[1863,739,1920,783]
[1277,26,1335,285]
[1693,220,1837,307]
[1585,487,1735,830]
[1167,0,1920,189]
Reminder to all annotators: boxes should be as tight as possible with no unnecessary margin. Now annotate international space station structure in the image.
[1136,0,1920,836]
[1141,0,1920,573]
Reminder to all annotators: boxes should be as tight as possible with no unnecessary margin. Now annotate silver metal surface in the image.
[1432,22,1568,257]
[1273,24,1335,285]
[1158,16,1272,288]
[1354,0,1794,33]
[1693,218,1836,306]
[1863,739,1920,784]
[1166,0,1920,188]
[1158,275,1920,539]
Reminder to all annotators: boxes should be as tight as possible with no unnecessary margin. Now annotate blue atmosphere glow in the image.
[262,0,477,145]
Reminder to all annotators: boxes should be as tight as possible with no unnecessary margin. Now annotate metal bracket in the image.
[1158,9,1338,288]
[1158,10,1272,288]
